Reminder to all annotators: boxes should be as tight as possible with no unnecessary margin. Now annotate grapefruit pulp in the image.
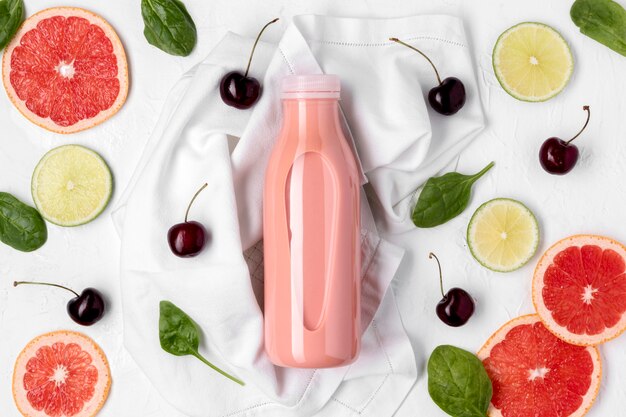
[2,7,128,134]
[533,235,626,346]
[13,331,111,417]
[478,315,601,417]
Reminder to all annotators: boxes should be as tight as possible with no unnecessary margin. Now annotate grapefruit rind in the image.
[533,234,626,346]
[478,314,601,417]
[12,330,111,417]
[31,145,113,227]
[2,7,129,134]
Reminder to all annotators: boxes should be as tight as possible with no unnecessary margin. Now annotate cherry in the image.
[168,183,209,257]
[429,253,475,327]
[220,18,279,109]
[539,106,590,175]
[14,281,105,326]
[390,38,466,115]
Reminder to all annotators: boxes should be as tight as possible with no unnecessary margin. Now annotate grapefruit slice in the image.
[478,315,601,417]
[13,331,111,417]
[533,235,626,346]
[2,7,128,134]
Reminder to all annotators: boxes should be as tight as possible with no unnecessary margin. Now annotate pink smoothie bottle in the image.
[263,75,361,368]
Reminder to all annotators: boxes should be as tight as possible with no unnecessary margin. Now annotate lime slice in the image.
[467,198,539,272]
[493,22,573,102]
[32,145,113,227]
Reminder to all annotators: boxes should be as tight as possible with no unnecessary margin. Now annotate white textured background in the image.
[1,0,625,416]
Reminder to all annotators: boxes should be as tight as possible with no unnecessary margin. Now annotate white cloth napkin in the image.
[113,14,484,417]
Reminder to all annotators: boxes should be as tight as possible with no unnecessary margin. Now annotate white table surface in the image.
[2,0,625,416]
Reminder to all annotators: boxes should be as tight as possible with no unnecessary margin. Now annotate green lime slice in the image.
[32,145,113,227]
[493,22,574,102]
[467,198,539,272]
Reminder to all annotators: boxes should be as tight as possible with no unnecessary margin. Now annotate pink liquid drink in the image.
[264,75,361,368]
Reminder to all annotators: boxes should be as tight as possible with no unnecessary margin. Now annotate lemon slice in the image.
[32,145,113,227]
[467,198,539,272]
[493,22,573,102]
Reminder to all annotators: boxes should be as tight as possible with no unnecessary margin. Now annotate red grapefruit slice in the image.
[478,315,601,417]
[13,331,111,417]
[2,7,128,134]
[533,235,626,346]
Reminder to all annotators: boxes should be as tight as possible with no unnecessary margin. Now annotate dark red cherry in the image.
[429,253,475,327]
[428,77,466,116]
[14,281,105,326]
[390,38,466,116]
[540,106,590,175]
[436,288,475,327]
[220,18,279,109]
[67,288,106,325]
[220,72,261,109]
[168,221,206,257]
[168,183,209,258]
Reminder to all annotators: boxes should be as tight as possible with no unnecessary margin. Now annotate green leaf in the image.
[412,162,494,228]
[141,0,197,56]
[0,192,47,252]
[159,301,245,385]
[0,0,24,50]
[571,0,626,56]
[428,345,492,417]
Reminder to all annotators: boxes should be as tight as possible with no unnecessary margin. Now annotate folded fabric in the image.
[114,13,484,417]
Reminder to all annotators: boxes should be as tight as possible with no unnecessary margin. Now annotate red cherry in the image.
[168,221,206,257]
[14,281,106,326]
[539,106,590,175]
[219,18,279,109]
[168,183,210,258]
[430,253,475,327]
[390,38,466,115]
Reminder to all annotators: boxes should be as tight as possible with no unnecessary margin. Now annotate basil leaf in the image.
[412,162,494,228]
[159,301,245,385]
[0,0,24,50]
[571,0,626,56]
[0,192,47,252]
[428,345,492,417]
[141,0,197,57]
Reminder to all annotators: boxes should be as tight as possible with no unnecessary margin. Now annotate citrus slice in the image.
[32,145,113,227]
[493,22,573,102]
[533,235,626,346]
[2,7,128,134]
[478,315,601,417]
[467,198,539,272]
[13,330,111,417]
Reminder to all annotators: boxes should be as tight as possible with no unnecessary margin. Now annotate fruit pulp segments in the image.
[543,245,626,335]
[10,15,120,127]
[483,319,597,417]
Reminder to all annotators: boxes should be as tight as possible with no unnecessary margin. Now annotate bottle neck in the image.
[282,98,341,134]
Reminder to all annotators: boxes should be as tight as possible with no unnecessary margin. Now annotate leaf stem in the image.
[14,281,79,298]
[470,161,495,181]
[192,351,245,386]
[185,183,208,223]
[244,18,279,78]
[566,106,591,145]
[389,37,442,85]
[429,253,446,298]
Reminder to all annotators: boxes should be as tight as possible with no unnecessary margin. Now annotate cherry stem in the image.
[14,281,79,298]
[429,253,445,298]
[389,38,442,85]
[185,183,208,223]
[244,18,279,78]
[566,106,591,145]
